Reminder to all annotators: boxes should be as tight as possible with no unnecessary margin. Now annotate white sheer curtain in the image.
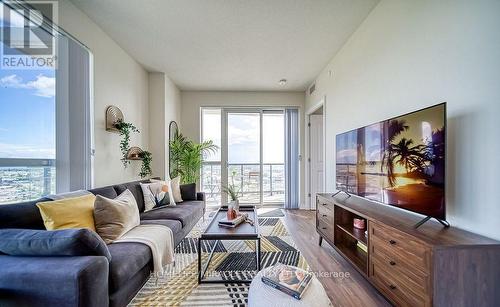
[284,108,299,209]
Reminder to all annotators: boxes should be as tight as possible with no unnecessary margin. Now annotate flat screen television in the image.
[335,103,447,226]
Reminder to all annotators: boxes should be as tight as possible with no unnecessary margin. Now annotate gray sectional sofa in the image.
[0,179,205,307]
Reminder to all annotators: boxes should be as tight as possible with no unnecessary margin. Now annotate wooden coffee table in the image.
[197,207,261,284]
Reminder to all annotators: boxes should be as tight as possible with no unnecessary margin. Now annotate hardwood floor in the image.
[283,209,390,307]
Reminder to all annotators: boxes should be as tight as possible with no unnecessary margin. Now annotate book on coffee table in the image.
[218,213,248,228]
[261,263,313,300]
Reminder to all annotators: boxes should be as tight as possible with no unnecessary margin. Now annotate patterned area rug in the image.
[130,215,311,306]
[257,208,285,218]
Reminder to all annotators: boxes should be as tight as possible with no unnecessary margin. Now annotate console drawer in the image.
[317,215,331,233]
[370,222,430,272]
[317,201,334,215]
[370,257,430,307]
[370,243,430,294]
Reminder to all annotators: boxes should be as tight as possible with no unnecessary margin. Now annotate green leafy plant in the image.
[169,132,218,184]
[114,120,140,167]
[139,150,153,178]
[222,169,240,201]
[222,184,240,201]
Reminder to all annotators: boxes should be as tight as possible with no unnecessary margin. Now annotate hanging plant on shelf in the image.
[138,150,153,178]
[113,119,140,167]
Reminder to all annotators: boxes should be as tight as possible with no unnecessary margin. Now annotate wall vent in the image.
[309,83,316,95]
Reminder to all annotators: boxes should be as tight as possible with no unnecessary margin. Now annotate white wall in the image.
[306,0,500,239]
[59,0,149,187]
[148,72,181,179]
[181,91,307,207]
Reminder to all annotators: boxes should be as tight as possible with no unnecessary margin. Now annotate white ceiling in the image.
[70,0,379,91]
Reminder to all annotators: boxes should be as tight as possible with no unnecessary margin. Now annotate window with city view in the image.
[201,108,285,207]
[0,1,92,204]
[0,64,56,204]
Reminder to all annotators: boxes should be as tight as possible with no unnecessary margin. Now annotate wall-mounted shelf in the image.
[106,105,124,132]
[126,147,143,160]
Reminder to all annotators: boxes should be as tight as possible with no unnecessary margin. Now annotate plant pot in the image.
[228,200,240,212]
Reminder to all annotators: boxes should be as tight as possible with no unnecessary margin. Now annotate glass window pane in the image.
[228,112,260,204]
[0,2,56,204]
[228,113,260,164]
[263,112,284,204]
[201,108,221,162]
[201,108,222,207]
[201,163,221,207]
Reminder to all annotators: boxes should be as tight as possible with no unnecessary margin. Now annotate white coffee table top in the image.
[248,266,332,307]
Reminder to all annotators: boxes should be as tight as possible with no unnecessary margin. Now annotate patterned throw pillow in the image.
[140,180,176,212]
[160,177,183,203]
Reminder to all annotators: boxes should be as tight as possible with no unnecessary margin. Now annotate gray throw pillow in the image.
[93,189,140,244]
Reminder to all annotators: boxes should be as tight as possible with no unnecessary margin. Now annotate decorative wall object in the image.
[105,105,124,132]
[169,121,179,178]
[105,106,152,177]
[125,147,153,178]
[126,146,143,160]
[114,120,140,167]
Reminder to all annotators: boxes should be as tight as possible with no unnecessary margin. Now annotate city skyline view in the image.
[0,60,56,159]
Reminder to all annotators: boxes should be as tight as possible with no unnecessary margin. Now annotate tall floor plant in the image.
[169,132,218,184]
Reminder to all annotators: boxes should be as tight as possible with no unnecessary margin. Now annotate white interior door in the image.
[309,114,324,209]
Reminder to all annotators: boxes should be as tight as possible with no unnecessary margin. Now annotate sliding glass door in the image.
[221,109,284,207]
[224,110,262,205]
[201,107,286,207]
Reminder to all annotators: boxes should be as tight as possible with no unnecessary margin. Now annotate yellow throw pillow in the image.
[36,194,97,231]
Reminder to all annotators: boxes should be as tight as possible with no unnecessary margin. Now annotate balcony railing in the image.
[201,162,284,206]
[0,158,56,205]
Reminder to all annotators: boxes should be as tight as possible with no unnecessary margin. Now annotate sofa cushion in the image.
[36,194,97,231]
[89,186,118,199]
[0,254,109,307]
[169,177,183,202]
[0,199,48,229]
[140,219,183,246]
[0,228,111,261]
[140,201,204,227]
[180,183,196,201]
[94,190,140,244]
[113,181,148,212]
[107,242,152,293]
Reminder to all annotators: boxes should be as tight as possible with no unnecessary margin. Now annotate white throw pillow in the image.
[167,177,183,203]
[140,183,157,211]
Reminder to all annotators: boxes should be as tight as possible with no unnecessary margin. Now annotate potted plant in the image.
[223,184,240,212]
[113,119,140,167]
[169,132,218,184]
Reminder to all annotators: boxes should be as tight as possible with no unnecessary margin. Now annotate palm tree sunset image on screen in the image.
[335,103,446,220]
